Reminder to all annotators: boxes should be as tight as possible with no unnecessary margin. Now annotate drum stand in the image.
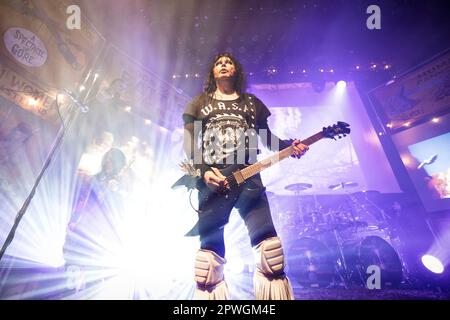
[389,236,414,286]
[321,210,359,289]
[363,197,413,287]
[326,182,364,288]
[284,183,313,227]
[328,202,370,287]
[329,226,350,289]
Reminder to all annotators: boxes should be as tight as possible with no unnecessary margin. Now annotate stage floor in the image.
[291,287,450,300]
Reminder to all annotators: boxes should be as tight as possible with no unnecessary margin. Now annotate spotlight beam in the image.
[0,106,80,263]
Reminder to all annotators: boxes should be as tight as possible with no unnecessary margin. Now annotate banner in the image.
[95,46,190,130]
[368,50,450,131]
[0,0,105,123]
[0,64,56,119]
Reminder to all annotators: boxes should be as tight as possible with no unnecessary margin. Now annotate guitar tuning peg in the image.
[338,136,342,139]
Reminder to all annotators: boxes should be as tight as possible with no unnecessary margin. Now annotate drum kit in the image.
[279,181,408,289]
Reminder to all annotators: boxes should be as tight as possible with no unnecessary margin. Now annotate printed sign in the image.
[369,50,450,131]
[3,27,48,67]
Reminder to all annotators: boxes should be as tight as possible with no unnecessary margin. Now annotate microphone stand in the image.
[0,95,84,263]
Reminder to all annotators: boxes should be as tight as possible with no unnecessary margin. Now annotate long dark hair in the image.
[203,52,247,96]
[101,148,127,177]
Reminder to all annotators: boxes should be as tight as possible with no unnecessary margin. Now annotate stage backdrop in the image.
[93,45,190,130]
[0,0,105,124]
[250,81,401,196]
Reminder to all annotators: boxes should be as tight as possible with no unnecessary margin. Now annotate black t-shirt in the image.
[183,93,271,167]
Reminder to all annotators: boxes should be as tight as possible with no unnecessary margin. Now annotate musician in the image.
[67,147,128,231]
[0,122,33,165]
[0,122,34,202]
[183,52,309,299]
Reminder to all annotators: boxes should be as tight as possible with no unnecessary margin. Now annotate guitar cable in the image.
[189,189,201,214]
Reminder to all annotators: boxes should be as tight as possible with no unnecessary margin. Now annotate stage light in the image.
[421,255,444,274]
[386,123,393,128]
[330,69,334,73]
[185,74,189,78]
[172,74,177,79]
[319,68,324,73]
[28,97,38,107]
[124,106,132,112]
[384,65,390,70]
[336,80,347,89]
[144,119,152,125]
[355,65,360,70]
[400,154,412,167]
[78,151,103,175]
[56,93,66,103]
[386,79,395,85]
[267,67,277,75]
[302,69,306,73]
[378,132,383,136]
[290,70,294,74]
[432,118,439,123]
[403,122,410,127]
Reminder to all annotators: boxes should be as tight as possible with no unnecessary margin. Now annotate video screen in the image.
[408,132,450,200]
[393,112,450,212]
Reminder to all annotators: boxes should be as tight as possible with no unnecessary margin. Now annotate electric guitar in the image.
[172,121,351,236]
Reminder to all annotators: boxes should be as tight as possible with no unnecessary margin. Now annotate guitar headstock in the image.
[322,121,351,140]
[179,159,201,177]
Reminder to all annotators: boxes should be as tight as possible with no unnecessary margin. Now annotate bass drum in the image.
[286,237,335,288]
[342,236,403,288]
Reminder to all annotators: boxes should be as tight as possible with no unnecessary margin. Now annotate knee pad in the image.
[194,249,226,287]
[255,237,286,277]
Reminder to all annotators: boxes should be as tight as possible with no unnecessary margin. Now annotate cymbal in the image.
[328,181,359,191]
[285,183,313,192]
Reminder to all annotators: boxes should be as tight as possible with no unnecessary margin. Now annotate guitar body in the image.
[186,165,266,237]
[172,163,246,194]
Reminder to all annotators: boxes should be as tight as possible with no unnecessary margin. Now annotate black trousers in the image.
[198,174,277,258]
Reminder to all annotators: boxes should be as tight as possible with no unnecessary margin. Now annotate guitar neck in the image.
[238,131,325,182]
